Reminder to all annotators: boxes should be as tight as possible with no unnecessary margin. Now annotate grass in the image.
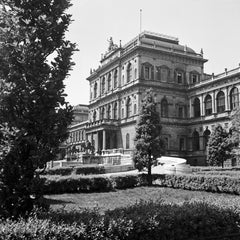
[45,186,240,214]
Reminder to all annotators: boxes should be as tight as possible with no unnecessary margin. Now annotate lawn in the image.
[46,186,240,214]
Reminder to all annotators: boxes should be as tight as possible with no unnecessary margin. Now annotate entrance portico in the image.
[85,119,119,154]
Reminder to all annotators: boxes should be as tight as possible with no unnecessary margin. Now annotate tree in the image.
[228,108,240,158]
[206,125,232,167]
[0,0,76,218]
[133,89,165,185]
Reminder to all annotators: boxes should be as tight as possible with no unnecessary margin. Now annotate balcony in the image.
[86,118,119,130]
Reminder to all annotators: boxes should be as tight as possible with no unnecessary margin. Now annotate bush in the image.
[42,165,106,176]
[153,174,240,195]
[42,167,73,176]
[0,201,239,239]
[43,173,240,195]
[110,175,139,189]
[75,166,105,175]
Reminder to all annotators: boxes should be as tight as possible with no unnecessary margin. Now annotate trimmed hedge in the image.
[153,174,240,194]
[42,165,105,176]
[0,201,240,239]
[43,173,240,195]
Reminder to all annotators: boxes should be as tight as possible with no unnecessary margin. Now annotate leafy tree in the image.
[0,0,76,218]
[206,125,232,167]
[227,108,240,158]
[133,89,165,185]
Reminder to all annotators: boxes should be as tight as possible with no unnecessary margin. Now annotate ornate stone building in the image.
[76,31,240,166]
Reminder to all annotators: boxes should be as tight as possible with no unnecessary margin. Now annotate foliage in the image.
[207,125,233,167]
[43,174,141,194]
[228,108,240,157]
[133,89,165,185]
[42,171,240,195]
[0,201,240,239]
[0,0,76,218]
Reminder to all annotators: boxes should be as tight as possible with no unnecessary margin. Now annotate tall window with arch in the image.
[205,94,212,116]
[193,97,201,117]
[134,68,137,79]
[107,73,111,91]
[94,82,98,98]
[113,69,118,88]
[133,104,137,115]
[107,105,111,119]
[230,87,239,110]
[126,62,132,83]
[113,102,118,119]
[101,77,105,94]
[203,127,211,148]
[192,130,200,151]
[126,97,132,118]
[161,98,168,117]
[93,110,97,122]
[216,91,225,113]
[126,133,130,149]
[101,107,105,119]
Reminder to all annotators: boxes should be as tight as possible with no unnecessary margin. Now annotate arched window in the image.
[114,70,118,88]
[134,104,137,115]
[94,82,98,98]
[93,110,97,122]
[107,73,111,91]
[126,63,132,83]
[216,91,225,113]
[126,133,130,149]
[203,127,211,148]
[101,77,105,94]
[193,98,201,117]
[122,108,124,118]
[192,130,200,151]
[126,98,132,118]
[205,94,212,116]
[107,105,111,119]
[101,107,105,119]
[230,87,239,110]
[113,103,117,119]
[161,98,168,117]
[134,68,137,79]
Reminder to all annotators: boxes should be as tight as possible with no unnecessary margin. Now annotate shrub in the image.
[75,166,105,175]
[110,175,139,189]
[43,173,240,195]
[0,201,239,239]
[42,165,106,176]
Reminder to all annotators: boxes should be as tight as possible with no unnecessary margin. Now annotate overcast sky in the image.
[64,0,240,106]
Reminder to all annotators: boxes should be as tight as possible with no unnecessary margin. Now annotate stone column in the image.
[200,95,204,116]
[225,87,230,111]
[102,130,106,150]
[95,132,99,153]
[189,98,192,118]
[212,91,216,114]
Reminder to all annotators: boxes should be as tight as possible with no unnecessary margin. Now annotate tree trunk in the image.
[147,158,152,186]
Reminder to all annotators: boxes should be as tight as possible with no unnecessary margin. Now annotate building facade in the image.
[75,31,240,166]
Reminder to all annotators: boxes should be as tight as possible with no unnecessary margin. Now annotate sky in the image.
[64,0,240,106]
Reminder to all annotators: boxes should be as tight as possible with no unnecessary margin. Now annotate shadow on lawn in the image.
[44,197,74,205]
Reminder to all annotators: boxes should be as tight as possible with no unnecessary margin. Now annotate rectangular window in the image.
[192,74,198,84]
[145,67,150,79]
[179,137,185,151]
[177,73,183,84]
[178,106,184,118]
